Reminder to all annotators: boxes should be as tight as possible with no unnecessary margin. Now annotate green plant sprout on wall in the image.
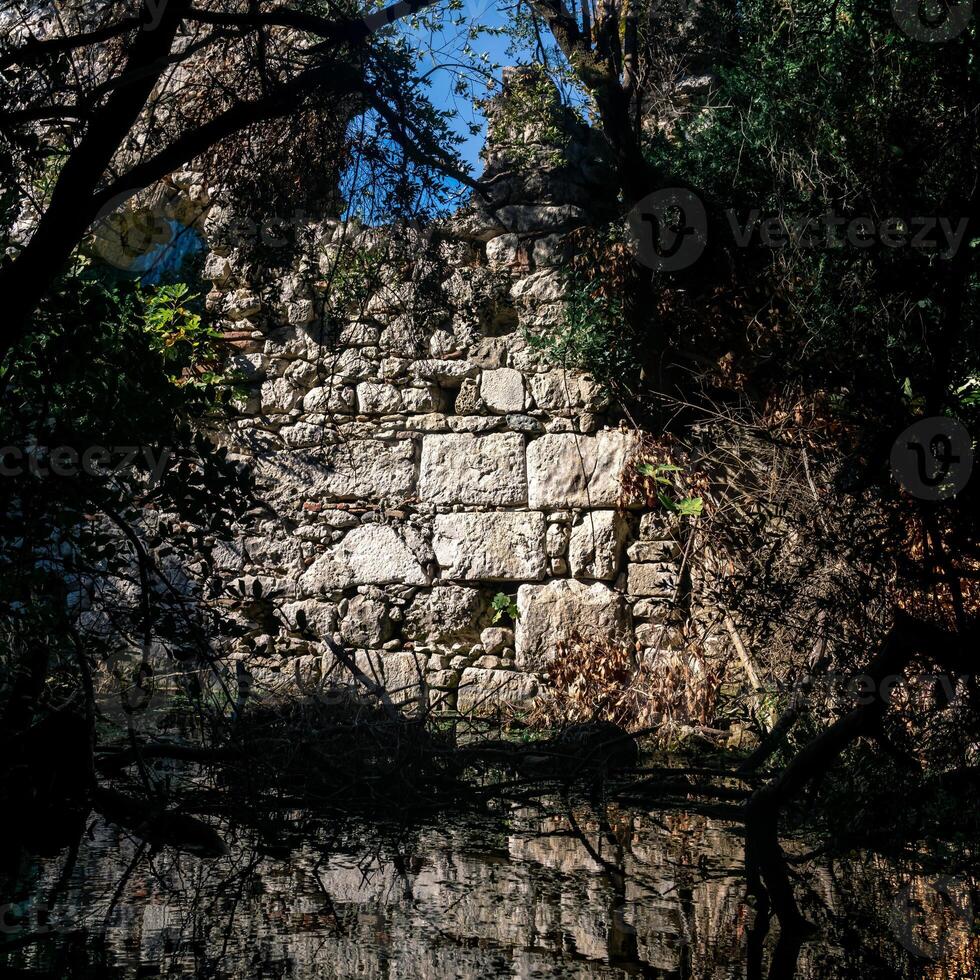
[636,462,703,517]
[490,592,520,624]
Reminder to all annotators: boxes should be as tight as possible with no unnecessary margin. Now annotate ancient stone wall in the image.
[174,70,690,712]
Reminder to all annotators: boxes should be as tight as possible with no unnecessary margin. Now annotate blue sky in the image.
[406,0,518,172]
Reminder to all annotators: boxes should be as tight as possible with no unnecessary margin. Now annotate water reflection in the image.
[2,802,976,978]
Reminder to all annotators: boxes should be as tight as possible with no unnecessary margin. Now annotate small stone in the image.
[505,414,543,433]
[480,367,526,413]
[413,359,478,386]
[302,383,356,414]
[632,599,673,622]
[545,523,569,558]
[259,377,303,414]
[531,233,569,267]
[568,510,627,581]
[340,593,393,647]
[639,512,681,539]
[636,623,684,650]
[403,586,488,644]
[356,381,403,414]
[479,626,514,655]
[627,562,678,597]
[223,288,261,321]
[485,233,520,268]
[627,539,681,562]
[454,377,483,414]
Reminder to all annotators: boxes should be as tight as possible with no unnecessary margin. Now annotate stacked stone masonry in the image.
[157,69,695,712]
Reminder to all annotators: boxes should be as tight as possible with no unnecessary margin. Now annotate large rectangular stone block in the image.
[419,432,527,505]
[528,370,604,413]
[515,579,631,671]
[300,524,431,592]
[526,431,637,509]
[433,511,546,581]
[457,668,538,714]
[260,439,416,503]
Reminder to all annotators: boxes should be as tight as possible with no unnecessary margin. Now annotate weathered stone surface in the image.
[515,579,631,670]
[356,381,403,414]
[480,626,514,656]
[457,668,538,714]
[451,206,507,242]
[338,322,380,346]
[453,376,483,414]
[528,370,604,413]
[485,233,521,269]
[227,352,268,380]
[627,562,678,597]
[635,622,684,650]
[545,522,569,558]
[531,233,571,267]
[418,433,526,505]
[403,585,488,643]
[480,367,527,413]
[627,539,681,562]
[259,377,303,414]
[495,204,586,234]
[332,349,375,380]
[639,512,682,539]
[325,649,427,702]
[526,430,637,509]
[401,385,444,413]
[509,270,565,305]
[433,512,547,581]
[568,510,627,581]
[340,592,393,647]
[260,440,415,503]
[412,359,478,385]
[302,382,356,414]
[278,599,337,638]
[223,288,261,321]
[300,525,431,592]
[287,299,315,326]
[383,651,428,701]
[632,598,673,621]
[365,281,417,315]
[379,315,427,357]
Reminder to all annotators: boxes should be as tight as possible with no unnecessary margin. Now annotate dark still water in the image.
[2,803,976,979]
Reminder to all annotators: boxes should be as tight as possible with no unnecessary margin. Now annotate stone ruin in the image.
[130,68,700,713]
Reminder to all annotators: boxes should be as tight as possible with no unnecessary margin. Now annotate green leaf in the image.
[675,497,703,517]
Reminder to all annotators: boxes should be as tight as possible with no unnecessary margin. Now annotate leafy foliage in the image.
[529,226,646,389]
[140,283,245,405]
[490,592,520,625]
